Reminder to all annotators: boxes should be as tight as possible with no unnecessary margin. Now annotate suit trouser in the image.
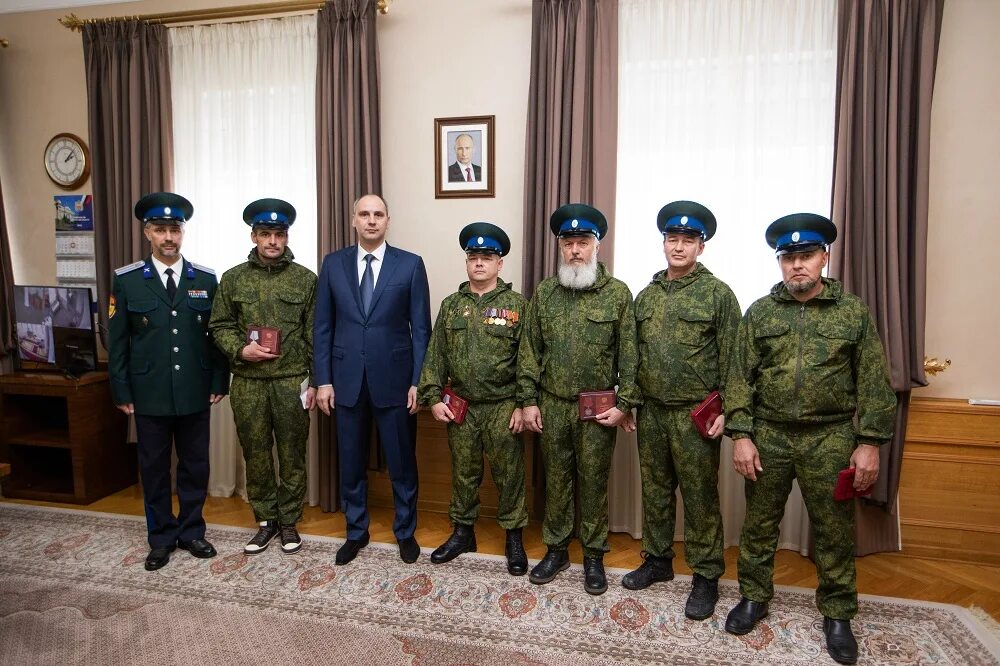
[337,375,418,541]
[539,392,616,558]
[637,402,725,579]
[135,409,210,549]
[230,375,310,525]
[737,419,858,619]
[446,398,528,530]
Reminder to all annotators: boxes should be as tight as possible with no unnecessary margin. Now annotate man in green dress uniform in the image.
[107,192,230,571]
[209,198,317,555]
[623,201,741,621]
[724,213,896,665]
[417,222,529,575]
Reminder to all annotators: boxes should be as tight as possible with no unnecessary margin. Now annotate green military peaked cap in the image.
[549,203,607,240]
[765,213,837,255]
[656,200,717,241]
[243,198,296,228]
[134,192,193,225]
[459,222,511,256]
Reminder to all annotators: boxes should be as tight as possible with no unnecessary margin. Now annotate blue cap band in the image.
[143,205,186,222]
[558,218,600,236]
[464,236,503,253]
[776,229,826,249]
[252,211,289,225]
[663,214,706,238]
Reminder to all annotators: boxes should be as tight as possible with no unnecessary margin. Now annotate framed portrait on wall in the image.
[434,115,495,199]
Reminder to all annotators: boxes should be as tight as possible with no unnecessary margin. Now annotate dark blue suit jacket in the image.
[314,244,431,409]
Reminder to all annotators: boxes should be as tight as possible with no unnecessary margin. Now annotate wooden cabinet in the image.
[0,372,134,504]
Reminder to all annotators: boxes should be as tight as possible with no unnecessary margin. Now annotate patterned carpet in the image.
[1,504,997,666]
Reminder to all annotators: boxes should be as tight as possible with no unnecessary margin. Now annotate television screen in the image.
[13,285,97,375]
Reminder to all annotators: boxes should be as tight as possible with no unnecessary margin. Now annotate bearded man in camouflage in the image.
[417,222,529,575]
[723,213,896,666]
[209,198,318,556]
[623,201,741,621]
[518,203,640,596]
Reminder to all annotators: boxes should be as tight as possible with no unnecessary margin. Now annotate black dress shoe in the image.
[724,597,769,635]
[621,552,673,590]
[144,547,173,571]
[335,533,370,565]
[685,574,720,620]
[177,538,217,559]
[505,528,528,576]
[823,617,858,664]
[583,556,607,595]
[398,536,421,563]
[430,524,476,564]
[529,548,569,585]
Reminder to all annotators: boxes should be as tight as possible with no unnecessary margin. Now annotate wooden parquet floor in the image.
[5,486,999,621]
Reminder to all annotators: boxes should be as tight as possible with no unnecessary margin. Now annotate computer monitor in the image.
[13,285,97,377]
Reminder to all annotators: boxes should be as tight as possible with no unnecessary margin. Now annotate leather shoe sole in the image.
[335,534,370,565]
[177,539,217,559]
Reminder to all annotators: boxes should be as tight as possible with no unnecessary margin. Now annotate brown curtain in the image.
[0,175,15,374]
[315,0,382,512]
[829,0,944,555]
[522,0,619,298]
[83,21,174,346]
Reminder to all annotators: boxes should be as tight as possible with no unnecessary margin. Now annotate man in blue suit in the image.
[314,193,432,565]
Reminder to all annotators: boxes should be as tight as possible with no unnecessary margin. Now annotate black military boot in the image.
[621,552,674,590]
[529,548,569,584]
[724,597,769,635]
[430,524,476,564]
[583,556,607,595]
[684,574,720,620]
[823,617,858,664]
[505,528,528,576]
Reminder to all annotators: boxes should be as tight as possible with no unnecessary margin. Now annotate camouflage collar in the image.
[248,247,295,270]
[770,276,843,303]
[459,278,510,301]
[652,262,710,289]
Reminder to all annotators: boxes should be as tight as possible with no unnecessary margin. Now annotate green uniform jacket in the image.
[635,263,741,406]
[209,248,317,380]
[417,279,526,405]
[725,278,896,444]
[517,263,641,411]
[108,256,230,416]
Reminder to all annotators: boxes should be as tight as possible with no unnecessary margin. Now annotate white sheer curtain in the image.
[170,15,319,499]
[610,0,837,554]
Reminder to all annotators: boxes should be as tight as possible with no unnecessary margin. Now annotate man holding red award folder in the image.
[517,203,641,596]
[723,213,896,665]
[209,198,317,556]
[417,222,529,575]
[622,201,741,623]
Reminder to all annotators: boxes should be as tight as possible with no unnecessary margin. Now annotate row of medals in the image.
[463,306,519,328]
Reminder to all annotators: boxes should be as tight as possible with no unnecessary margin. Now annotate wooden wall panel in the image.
[900,397,1000,564]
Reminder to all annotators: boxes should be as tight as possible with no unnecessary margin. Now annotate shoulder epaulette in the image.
[190,262,216,276]
[114,260,145,276]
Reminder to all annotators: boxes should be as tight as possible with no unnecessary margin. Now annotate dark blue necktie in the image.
[165,267,177,301]
[360,254,375,315]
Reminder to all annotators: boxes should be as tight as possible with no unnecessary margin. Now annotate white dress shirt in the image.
[150,255,184,290]
[357,242,387,286]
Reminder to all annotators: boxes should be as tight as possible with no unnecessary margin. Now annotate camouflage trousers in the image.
[230,374,310,525]
[738,419,857,619]
[637,402,725,579]
[446,398,528,530]
[539,392,617,557]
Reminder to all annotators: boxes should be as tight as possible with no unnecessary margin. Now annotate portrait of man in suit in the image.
[447,132,482,182]
[314,193,432,566]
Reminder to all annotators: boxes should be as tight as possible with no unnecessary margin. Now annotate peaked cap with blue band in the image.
[459,221,511,257]
[243,198,296,228]
[656,200,717,241]
[134,192,193,225]
[549,203,607,240]
[765,213,837,255]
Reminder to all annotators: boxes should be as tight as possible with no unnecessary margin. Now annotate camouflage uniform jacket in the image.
[517,262,641,411]
[209,248,317,380]
[725,278,896,444]
[418,279,526,405]
[635,263,741,406]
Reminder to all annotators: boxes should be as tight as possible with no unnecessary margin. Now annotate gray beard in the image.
[558,255,599,289]
[786,278,819,294]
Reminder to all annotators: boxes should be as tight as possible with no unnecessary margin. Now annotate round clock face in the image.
[44,133,90,189]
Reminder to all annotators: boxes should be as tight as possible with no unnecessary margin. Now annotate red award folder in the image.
[578,390,617,421]
[247,326,281,355]
[442,386,469,425]
[690,391,723,439]
[834,468,873,502]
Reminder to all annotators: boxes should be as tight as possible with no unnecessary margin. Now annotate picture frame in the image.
[434,115,495,199]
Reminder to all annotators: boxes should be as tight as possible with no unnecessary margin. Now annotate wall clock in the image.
[44,133,91,190]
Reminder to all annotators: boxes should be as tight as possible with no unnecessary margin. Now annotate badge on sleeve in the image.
[108,294,117,319]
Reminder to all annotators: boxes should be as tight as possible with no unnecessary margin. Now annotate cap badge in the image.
[792,231,801,242]
[477,236,484,245]
[271,212,278,221]
[164,207,171,215]
[571,219,579,228]
[681,216,688,225]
